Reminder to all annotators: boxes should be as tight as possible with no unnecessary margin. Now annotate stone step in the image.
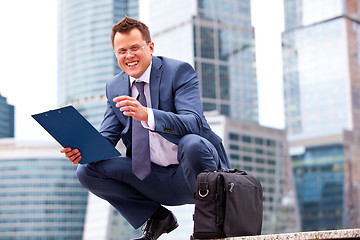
[191,228,360,240]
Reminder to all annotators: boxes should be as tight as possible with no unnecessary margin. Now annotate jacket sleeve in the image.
[152,62,204,142]
[99,82,124,147]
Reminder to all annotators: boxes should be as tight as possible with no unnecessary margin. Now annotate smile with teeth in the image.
[127,61,138,67]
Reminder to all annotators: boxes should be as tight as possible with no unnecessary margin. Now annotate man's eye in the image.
[131,47,140,52]
[118,50,127,55]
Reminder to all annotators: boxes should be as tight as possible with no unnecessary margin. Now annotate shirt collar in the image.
[129,61,152,85]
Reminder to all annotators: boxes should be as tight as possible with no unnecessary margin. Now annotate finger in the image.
[60,147,72,153]
[119,105,139,112]
[65,149,79,158]
[113,95,135,102]
[70,155,82,165]
[69,151,81,162]
[116,99,139,108]
[72,156,82,164]
[123,110,135,117]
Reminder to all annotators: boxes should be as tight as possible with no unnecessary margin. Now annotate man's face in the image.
[113,28,154,79]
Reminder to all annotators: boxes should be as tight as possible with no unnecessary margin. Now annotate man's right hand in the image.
[60,148,82,164]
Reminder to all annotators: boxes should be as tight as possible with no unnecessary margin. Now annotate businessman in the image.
[61,16,230,240]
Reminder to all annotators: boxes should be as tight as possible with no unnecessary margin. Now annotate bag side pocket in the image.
[223,177,263,237]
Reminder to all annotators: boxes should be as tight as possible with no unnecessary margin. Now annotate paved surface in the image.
[192,228,360,240]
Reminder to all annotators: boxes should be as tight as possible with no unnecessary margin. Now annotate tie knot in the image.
[134,81,145,94]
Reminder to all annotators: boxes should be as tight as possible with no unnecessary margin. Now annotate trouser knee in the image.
[76,164,94,190]
[178,134,219,172]
[179,134,204,159]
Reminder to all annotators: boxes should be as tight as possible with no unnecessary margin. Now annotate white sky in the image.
[0,0,284,140]
[0,1,58,140]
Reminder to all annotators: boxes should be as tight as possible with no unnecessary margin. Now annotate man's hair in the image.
[111,16,151,48]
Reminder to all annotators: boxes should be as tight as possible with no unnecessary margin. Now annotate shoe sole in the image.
[166,222,179,234]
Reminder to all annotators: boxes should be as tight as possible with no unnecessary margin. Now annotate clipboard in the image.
[32,105,121,164]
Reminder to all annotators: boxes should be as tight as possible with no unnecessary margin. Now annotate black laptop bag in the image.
[192,169,263,239]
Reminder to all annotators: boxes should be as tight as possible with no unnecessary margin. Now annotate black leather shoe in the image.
[132,211,179,240]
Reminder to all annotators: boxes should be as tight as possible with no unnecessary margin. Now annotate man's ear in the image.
[148,42,155,55]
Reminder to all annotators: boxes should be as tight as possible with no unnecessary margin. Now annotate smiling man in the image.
[60,16,230,240]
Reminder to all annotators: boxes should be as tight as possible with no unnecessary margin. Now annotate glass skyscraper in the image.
[0,94,14,138]
[58,1,142,239]
[146,1,298,235]
[283,0,360,142]
[58,0,296,238]
[147,0,258,122]
[282,0,360,231]
[58,0,139,129]
[0,139,88,239]
[292,144,345,230]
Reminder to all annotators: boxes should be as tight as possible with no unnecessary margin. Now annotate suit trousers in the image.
[76,134,220,229]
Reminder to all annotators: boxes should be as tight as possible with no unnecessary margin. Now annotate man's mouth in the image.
[126,61,138,67]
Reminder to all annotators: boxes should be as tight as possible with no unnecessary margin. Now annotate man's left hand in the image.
[113,95,148,122]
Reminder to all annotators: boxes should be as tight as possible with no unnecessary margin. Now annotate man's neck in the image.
[130,61,152,84]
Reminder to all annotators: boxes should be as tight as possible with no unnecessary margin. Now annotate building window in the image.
[255,148,264,154]
[268,159,276,165]
[243,146,252,153]
[268,178,275,184]
[231,163,241,169]
[256,158,264,164]
[220,66,229,100]
[229,133,239,140]
[242,135,252,143]
[230,144,240,150]
[243,156,252,162]
[255,137,263,145]
[201,63,216,98]
[200,27,215,59]
[244,166,252,171]
[267,151,276,156]
[202,102,216,112]
[220,104,230,116]
[267,139,276,147]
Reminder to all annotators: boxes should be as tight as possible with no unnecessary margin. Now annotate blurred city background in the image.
[1,0,360,239]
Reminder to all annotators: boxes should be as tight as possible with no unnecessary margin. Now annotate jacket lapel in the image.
[118,72,131,96]
[150,56,162,110]
[116,73,132,133]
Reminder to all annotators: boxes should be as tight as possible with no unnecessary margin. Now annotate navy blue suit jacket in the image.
[99,56,230,169]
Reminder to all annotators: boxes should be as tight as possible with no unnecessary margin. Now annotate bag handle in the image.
[203,168,248,175]
[219,168,248,175]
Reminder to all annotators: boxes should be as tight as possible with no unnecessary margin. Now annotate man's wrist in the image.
[141,108,155,130]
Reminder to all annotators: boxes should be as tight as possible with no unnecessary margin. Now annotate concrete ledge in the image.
[193,228,360,240]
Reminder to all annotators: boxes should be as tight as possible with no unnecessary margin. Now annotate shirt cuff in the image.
[141,108,155,130]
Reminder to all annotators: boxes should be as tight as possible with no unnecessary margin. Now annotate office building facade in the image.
[206,115,300,234]
[59,0,296,238]
[289,130,360,230]
[58,0,139,129]
[58,1,143,239]
[282,0,360,230]
[0,94,14,138]
[283,0,360,141]
[147,0,258,122]
[0,139,88,239]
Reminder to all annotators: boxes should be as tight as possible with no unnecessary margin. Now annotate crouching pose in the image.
[61,16,229,240]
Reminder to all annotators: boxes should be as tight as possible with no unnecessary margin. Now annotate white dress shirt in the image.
[129,62,179,166]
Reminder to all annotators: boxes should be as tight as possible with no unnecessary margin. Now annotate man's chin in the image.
[122,69,139,78]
